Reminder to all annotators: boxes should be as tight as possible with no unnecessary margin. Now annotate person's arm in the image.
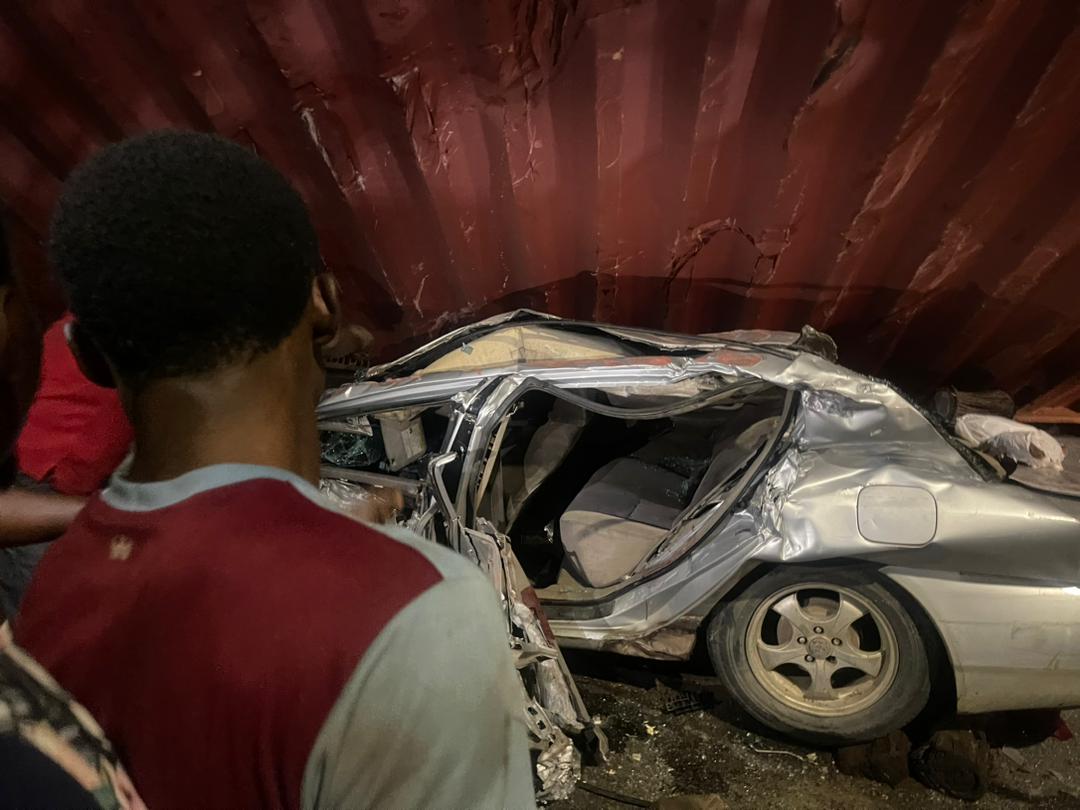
[301,563,537,810]
[0,489,84,547]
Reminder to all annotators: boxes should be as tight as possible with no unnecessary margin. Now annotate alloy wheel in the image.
[745,582,899,717]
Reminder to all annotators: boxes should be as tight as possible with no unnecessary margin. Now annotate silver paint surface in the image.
[318,312,1080,716]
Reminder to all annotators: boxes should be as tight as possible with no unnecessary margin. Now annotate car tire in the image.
[707,564,932,746]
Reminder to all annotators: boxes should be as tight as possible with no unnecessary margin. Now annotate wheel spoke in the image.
[832,645,884,678]
[821,595,866,637]
[771,594,815,637]
[755,638,806,671]
[804,659,835,700]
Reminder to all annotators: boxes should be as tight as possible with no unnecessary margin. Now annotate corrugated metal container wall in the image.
[1,0,1077,404]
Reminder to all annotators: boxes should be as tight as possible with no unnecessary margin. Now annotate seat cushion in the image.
[689,416,781,504]
[558,514,668,588]
[505,399,589,526]
[631,428,712,477]
[559,459,685,588]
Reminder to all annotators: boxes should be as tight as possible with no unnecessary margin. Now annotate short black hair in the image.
[50,130,321,385]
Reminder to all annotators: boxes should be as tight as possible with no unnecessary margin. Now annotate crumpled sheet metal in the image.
[746,395,1080,585]
[3,1,1079,401]
[365,310,564,379]
[519,341,1080,651]
[462,520,597,799]
[322,319,1080,659]
[322,314,926,438]
[535,728,580,803]
[420,324,628,375]
[318,477,380,510]
[364,309,816,380]
[557,389,1080,653]
[323,328,785,422]
[320,349,753,418]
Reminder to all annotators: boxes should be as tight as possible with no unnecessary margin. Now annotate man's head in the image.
[0,217,43,481]
[50,130,337,394]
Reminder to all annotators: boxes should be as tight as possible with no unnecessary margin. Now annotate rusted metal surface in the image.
[592,619,700,662]
[0,0,1077,402]
[1017,373,1080,424]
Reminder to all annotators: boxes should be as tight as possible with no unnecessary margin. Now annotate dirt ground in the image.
[553,652,1080,809]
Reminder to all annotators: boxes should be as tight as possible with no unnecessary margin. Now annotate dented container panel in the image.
[1,0,1078,402]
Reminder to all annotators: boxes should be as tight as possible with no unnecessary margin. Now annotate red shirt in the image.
[15,314,133,495]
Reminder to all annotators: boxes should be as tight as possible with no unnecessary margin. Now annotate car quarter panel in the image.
[883,567,1080,713]
[754,446,1080,585]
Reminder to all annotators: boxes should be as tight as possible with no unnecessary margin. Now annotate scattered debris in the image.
[645,723,659,736]
[748,746,810,763]
[999,746,1026,769]
[835,730,911,787]
[663,693,713,716]
[911,730,991,801]
[553,672,1080,810]
[956,413,1065,470]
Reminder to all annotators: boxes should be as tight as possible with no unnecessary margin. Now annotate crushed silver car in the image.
[317,310,1080,765]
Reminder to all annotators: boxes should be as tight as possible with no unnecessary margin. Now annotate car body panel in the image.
[362,309,825,382]
[317,312,1080,742]
[884,568,1080,713]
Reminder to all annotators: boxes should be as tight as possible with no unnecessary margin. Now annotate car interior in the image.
[475,386,789,599]
[319,381,788,600]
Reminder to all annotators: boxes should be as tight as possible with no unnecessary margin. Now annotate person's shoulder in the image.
[367,520,489,584]
[233,478,482,584]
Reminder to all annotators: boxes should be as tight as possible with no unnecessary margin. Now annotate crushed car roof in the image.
[364,309,837,381]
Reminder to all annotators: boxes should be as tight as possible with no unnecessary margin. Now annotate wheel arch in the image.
[877,568,959,724]
[688,561,775,655]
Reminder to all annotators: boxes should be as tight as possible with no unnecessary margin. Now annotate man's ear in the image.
[65,321,116,389]
[311,273,341,347]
